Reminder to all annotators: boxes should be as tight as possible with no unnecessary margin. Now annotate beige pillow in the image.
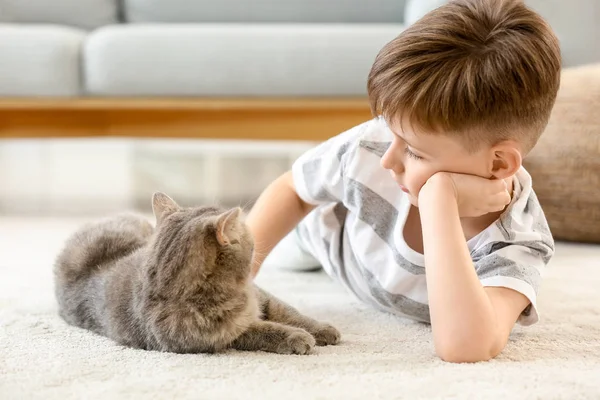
[524,64,600,243]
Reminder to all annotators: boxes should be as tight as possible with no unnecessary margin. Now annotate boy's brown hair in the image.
[367,0,561,153]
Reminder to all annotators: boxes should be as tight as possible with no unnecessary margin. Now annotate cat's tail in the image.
[54,214,154,286]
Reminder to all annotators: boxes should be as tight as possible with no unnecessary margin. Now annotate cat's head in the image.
[148,192,254,288]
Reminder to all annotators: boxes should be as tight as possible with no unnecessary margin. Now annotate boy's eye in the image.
[404,147,424,161]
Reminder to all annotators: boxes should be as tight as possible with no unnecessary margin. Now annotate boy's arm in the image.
[245,121,366,277]
[418,173,529,363]
[246,171,315,277]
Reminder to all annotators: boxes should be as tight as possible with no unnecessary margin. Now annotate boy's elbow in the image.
[435,337,503,363]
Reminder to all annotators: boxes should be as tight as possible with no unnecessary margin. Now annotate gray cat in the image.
[54,192,340,354]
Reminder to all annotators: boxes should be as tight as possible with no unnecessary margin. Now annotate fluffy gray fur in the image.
[54,192,340,354]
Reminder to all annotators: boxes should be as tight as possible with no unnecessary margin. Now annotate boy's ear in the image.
[489,141,522,179]
[152,192,180,224]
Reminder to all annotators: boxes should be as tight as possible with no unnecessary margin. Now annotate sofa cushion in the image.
[123,0,406,23]
[0,25,85,96]
[84,24,403,96]
[0,0,119,29]
[523,64,600,243]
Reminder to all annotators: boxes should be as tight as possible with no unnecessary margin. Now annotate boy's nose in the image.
[381,146,404,173]
[380,143,393,169]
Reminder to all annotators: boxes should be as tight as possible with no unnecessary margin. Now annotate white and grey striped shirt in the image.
[292,118,554,325]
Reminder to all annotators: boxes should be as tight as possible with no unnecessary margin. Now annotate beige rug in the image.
[1,217,600,399]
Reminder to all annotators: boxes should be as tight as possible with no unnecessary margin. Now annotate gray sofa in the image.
[1,0,597,98]
[0,0,597,142]
[0,0,409,97]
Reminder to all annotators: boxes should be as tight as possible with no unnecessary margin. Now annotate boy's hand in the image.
[419,172,511,218]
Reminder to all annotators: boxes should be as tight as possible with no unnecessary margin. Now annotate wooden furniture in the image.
[0,98,373,141]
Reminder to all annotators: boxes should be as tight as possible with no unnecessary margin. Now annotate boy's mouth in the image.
[398,183,410,194]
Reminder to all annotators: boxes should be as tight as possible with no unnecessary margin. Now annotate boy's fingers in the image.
[485,178,505,194]
[491,192,511,208]
[491,180,510,197]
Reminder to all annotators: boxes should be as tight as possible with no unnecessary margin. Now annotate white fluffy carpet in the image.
[1,216,600,399]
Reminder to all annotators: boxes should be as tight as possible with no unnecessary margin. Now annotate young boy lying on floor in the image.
[247,0,561,363]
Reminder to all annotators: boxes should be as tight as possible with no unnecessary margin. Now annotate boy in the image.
[247,0,561,363]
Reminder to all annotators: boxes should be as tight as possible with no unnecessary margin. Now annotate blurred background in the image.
[0,0,598,217]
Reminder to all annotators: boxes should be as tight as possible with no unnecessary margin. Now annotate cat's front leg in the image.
[231,320,315,355]
[256,287,341,346]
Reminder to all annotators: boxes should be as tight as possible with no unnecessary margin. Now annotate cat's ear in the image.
[215,207,243,246]
[152,192,180,223]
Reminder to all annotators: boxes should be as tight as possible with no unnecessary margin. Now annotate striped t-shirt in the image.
[291,117,554,326]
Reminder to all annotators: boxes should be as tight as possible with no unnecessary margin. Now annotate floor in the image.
[1,216,600,399]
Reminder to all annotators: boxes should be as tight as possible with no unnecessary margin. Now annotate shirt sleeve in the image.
[474,240,553,326]
[292,120,371,206]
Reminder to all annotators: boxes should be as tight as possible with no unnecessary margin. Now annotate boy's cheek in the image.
[409,172,436,198]
[408,170,447,205]
[405,183,427,207]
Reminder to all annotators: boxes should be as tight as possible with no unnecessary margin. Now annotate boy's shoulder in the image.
[353,117,392,143]
[325,117,393,163]
[292,117,401,207]
[325,117,391,148]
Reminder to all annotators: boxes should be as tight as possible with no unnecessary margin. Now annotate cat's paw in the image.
[276,329,315,355]
[312,324,341,346]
